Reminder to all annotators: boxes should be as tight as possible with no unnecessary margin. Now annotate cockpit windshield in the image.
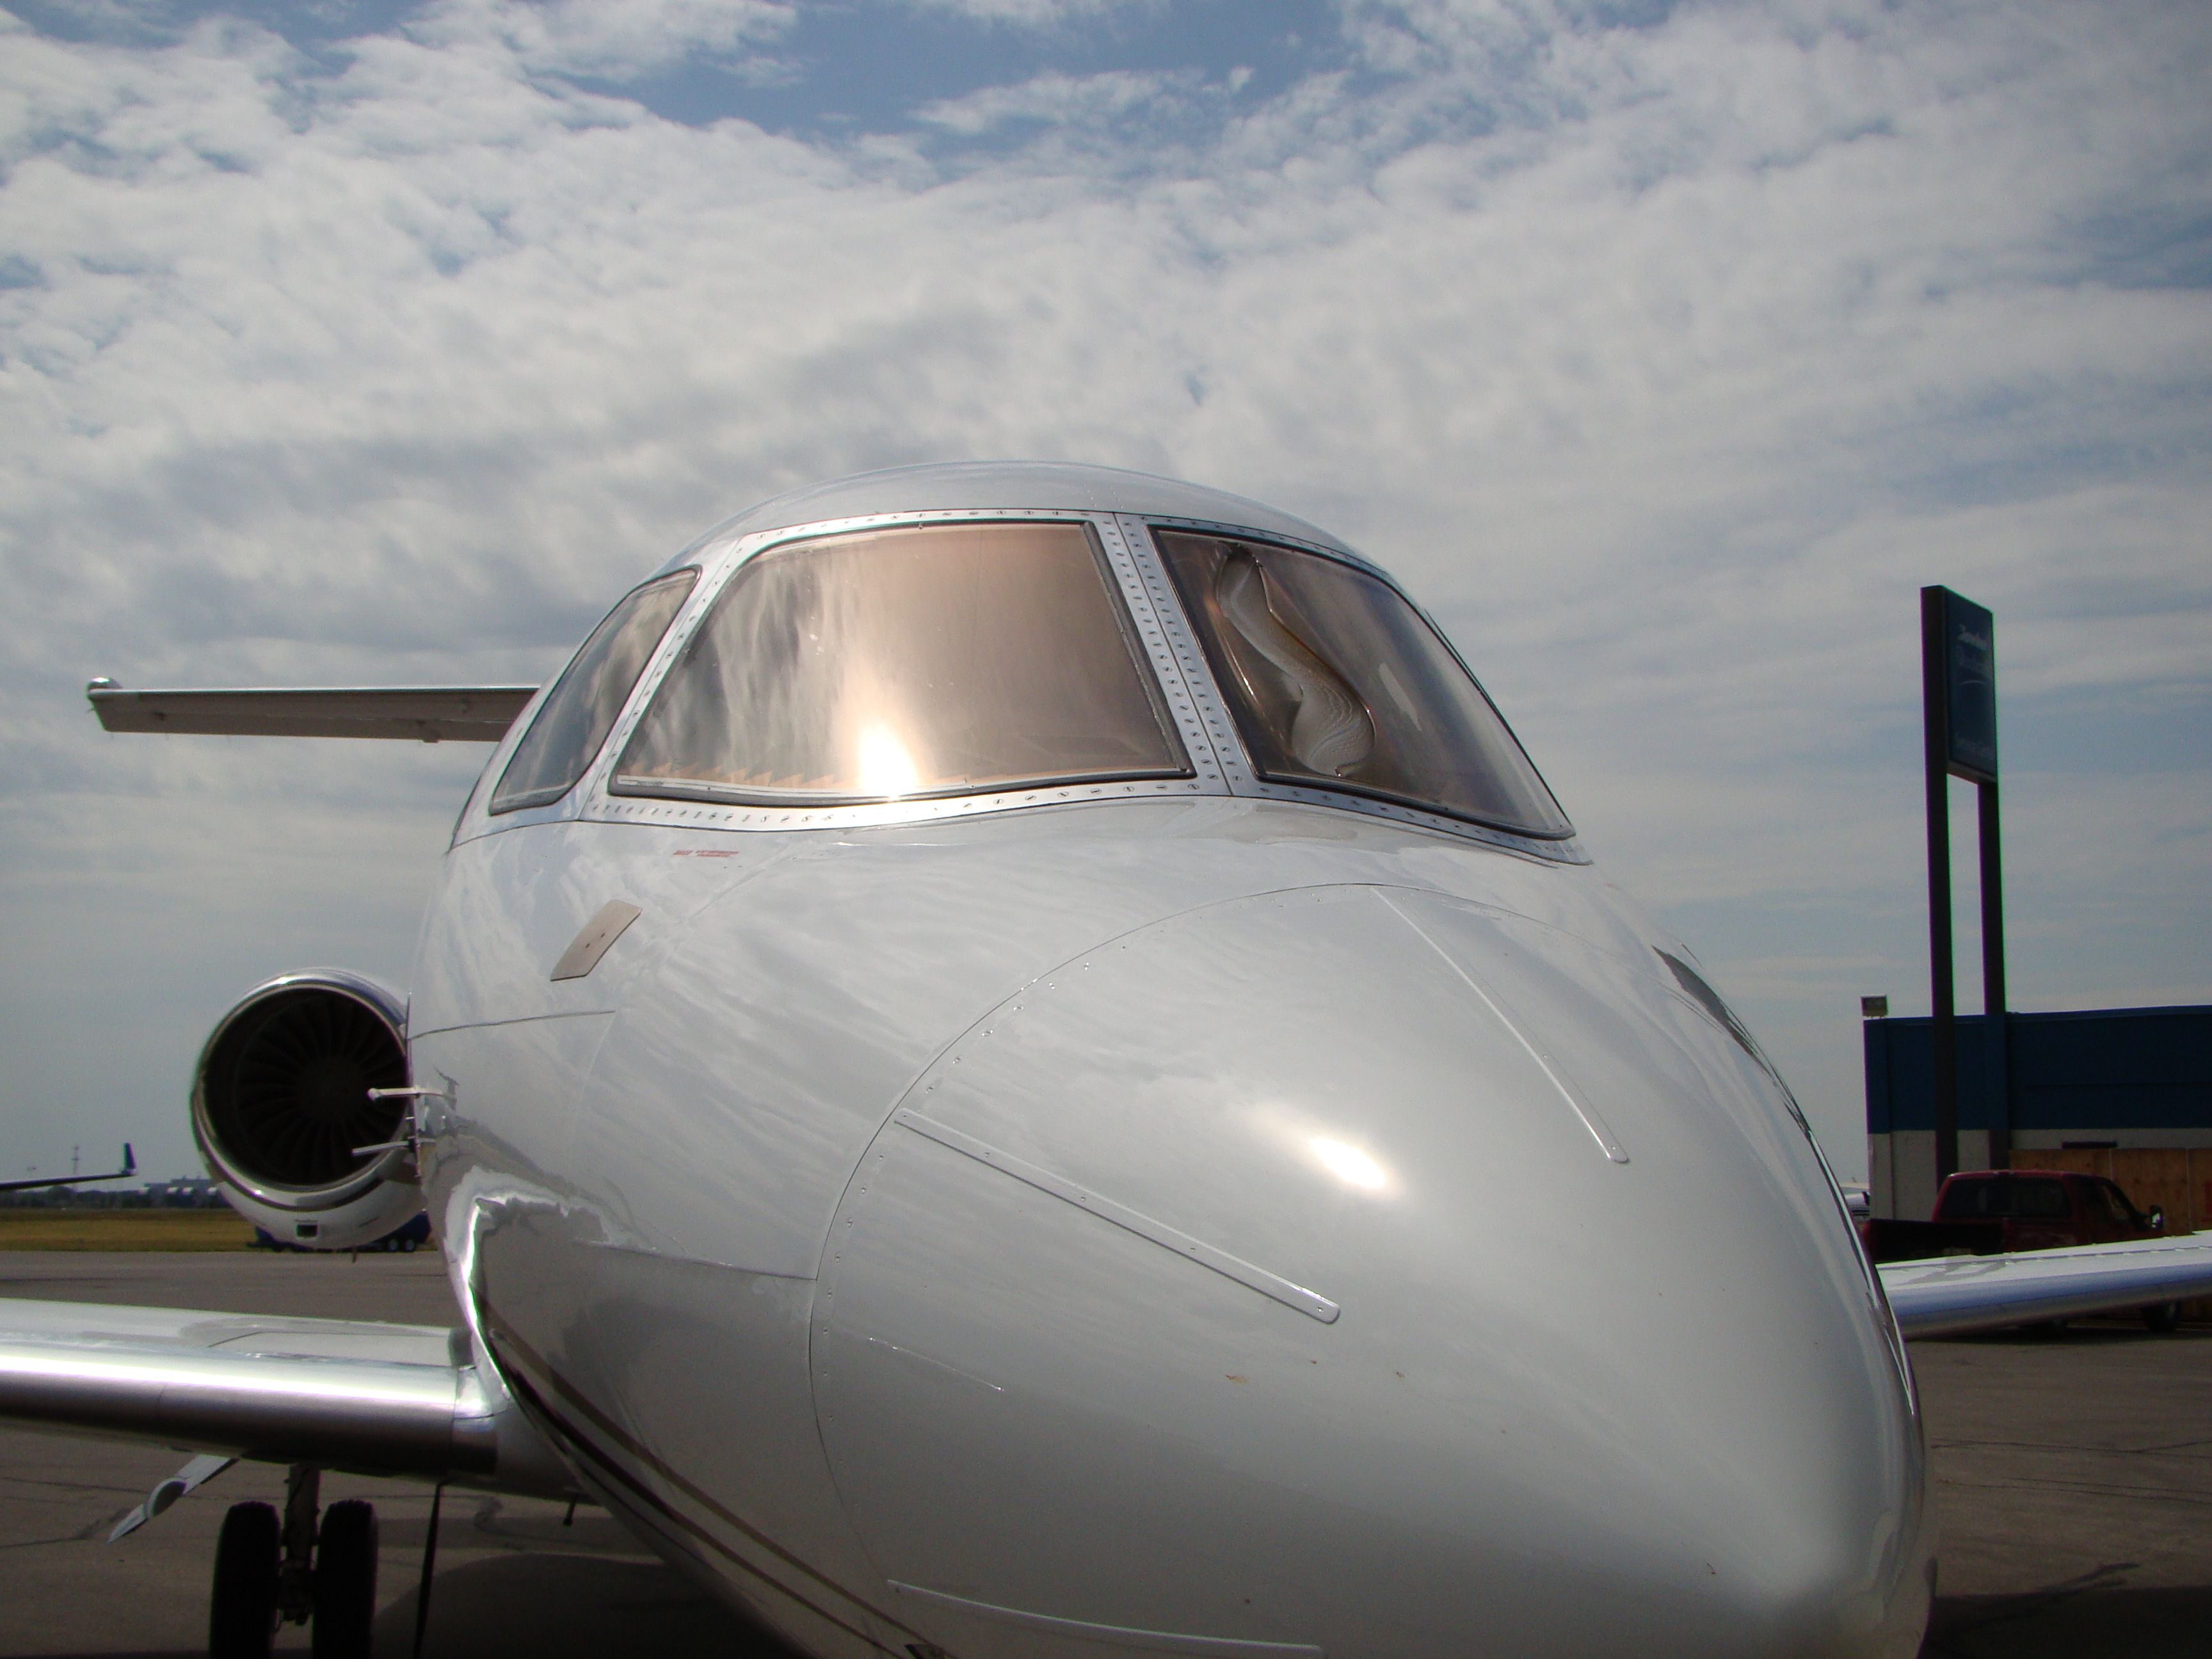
[1156,532,1571,838]
[613,521,1189,804]
[490,569,697,814]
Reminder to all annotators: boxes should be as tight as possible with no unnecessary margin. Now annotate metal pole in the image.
[1978,780,2009,1171]
[412,1480,445,1659]
[1921,588,1959,1187]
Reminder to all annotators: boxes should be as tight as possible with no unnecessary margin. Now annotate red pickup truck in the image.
[1861,1169,2182,1330]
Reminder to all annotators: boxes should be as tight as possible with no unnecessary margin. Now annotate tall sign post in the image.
[1921,586,2007,1183]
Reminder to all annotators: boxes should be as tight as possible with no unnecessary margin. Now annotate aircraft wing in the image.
[1880,1232,2212,1338]
[86,682,538,742]
[0,1298,575,1496]
[0,1144,134,1195]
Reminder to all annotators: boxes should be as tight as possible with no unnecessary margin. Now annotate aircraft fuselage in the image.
[397,466,1932,1659]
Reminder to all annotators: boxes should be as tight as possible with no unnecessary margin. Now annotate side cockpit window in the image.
[489,570,698,814]
[612,522,1189,804]
[1156,532,1571,838]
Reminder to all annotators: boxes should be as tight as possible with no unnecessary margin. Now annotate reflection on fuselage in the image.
[415,805,1927,1659]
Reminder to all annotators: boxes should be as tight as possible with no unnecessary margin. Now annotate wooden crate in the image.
[2008,1146,2212,1230]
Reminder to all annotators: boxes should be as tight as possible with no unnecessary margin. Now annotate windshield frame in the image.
[492,510,1226,838]
[607,517,1193,809]
[488,568,701,816]
[1139,518,1576,844]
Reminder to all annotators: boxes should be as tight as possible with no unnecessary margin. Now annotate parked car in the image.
[1934,1169,2165,1248]
[1859,1169,2181,1331]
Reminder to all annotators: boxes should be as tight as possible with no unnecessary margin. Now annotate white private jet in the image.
[8,463,2211,1659]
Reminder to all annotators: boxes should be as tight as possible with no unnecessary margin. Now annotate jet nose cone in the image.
[816,884,1930,1659]
[1371,889,1934,1654]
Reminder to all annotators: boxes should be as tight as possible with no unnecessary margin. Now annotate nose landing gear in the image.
[207,1465,378,1659]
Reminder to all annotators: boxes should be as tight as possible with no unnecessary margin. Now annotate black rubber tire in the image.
[311,1500,379,1659]
[2144,1301,2183,1334]
[209,1500,280,1659]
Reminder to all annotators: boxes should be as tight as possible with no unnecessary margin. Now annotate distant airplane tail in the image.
[0,1142,140,1196]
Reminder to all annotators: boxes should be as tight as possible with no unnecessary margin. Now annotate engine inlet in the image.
[193,974,408,1198]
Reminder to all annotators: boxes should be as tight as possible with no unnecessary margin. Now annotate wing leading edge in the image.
[86,682,537,742]
[0,1299,575,1497]
[1880,1232,2212,1338]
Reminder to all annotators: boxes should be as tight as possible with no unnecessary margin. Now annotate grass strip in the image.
[0,1209,257,1251]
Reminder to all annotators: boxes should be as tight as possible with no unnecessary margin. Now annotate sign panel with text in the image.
[1941,589,1998,782]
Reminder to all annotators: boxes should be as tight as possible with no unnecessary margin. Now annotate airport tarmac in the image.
[1,1252,2206,1657]
[0,1253,784,1659]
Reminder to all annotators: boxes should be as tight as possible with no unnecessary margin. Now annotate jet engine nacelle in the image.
[190,970,426,1251]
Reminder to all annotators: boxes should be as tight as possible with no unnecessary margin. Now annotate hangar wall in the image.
[1864,1006,2212,1223]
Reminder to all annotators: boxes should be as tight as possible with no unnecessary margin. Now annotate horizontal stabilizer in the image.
[0,1299,575,1495]
[1880,1232,2212,1338]
[86,681,537,742]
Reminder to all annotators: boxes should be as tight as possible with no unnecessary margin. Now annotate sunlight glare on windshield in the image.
[856,723,921,797]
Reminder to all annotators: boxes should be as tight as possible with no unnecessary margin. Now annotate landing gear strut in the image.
[207,1465,378,1659]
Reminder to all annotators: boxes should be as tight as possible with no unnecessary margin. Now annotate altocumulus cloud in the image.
[1,0,2207,1179]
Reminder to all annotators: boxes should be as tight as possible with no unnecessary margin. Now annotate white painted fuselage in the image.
[405,465,1932,1659]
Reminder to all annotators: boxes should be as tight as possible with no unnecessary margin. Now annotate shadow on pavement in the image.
[1925,1575,2212,1658]
[376,1550,797,1658]
[1929,1322,2212,1348]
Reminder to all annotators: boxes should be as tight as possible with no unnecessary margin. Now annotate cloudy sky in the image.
[2,0,2206,1186]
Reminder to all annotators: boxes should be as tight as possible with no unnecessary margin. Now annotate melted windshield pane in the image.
[1157,533,1569,837]
[614,521,1187,803]
[490,570,697,814]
